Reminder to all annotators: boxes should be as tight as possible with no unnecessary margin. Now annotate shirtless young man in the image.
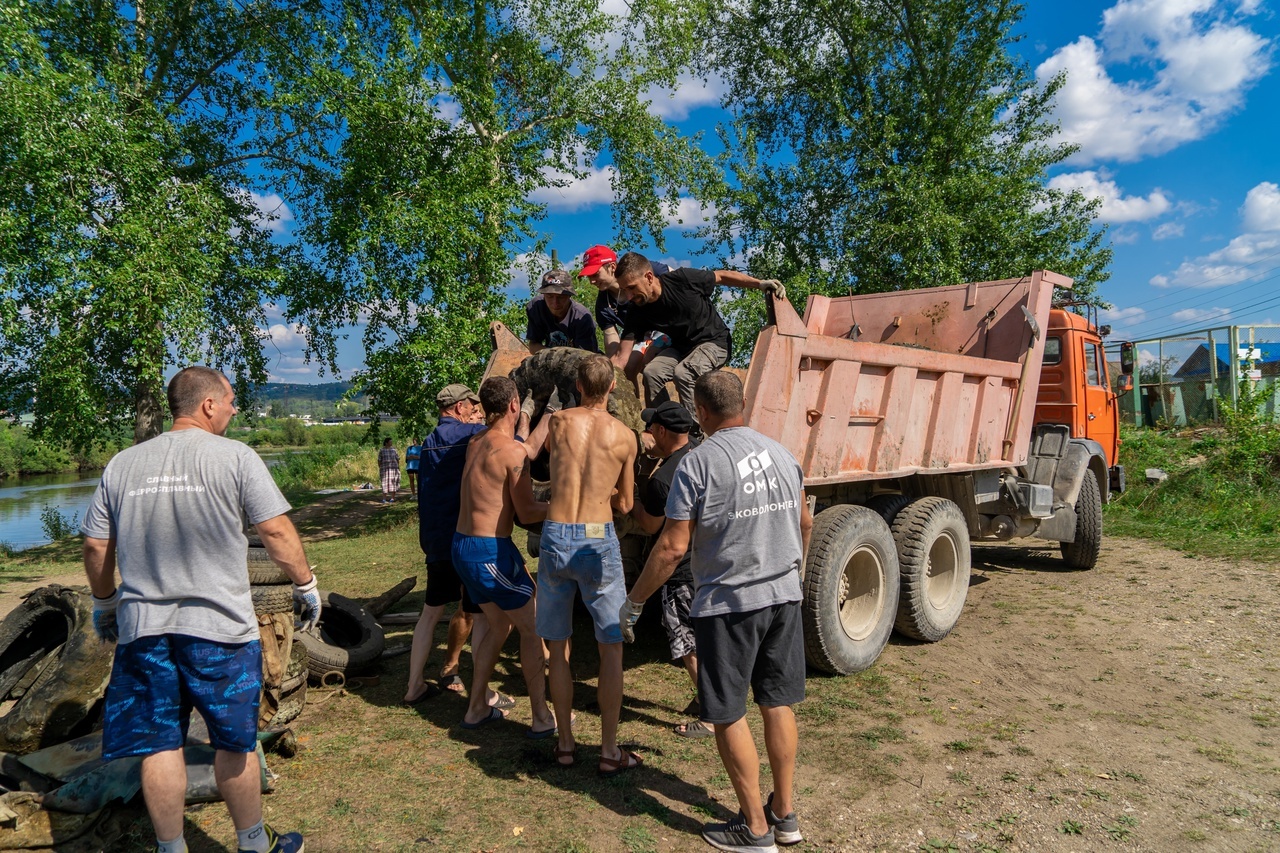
[536,354,640,774]
[452,377,556,736]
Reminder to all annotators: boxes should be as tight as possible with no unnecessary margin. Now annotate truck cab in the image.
[1033,308,1130,496]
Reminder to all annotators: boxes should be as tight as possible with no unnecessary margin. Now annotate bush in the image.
[39,505,79,542]
[270,443,379,497]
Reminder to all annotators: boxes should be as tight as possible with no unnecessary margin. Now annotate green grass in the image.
[1105,423,1280,561]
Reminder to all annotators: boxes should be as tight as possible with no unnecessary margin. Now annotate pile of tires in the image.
[249,546,297,727]
[270,640,308,727]
[0,585,115,754]
[294,592,384,683]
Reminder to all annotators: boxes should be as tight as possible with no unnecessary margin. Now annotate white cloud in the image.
[244,191,294,235]
[267,356,318,379]
[528,163,617,212]
[1036,0,1271,163]
[646,72,727,121]
[664,197,718,231]
[1112,229,1140,244]
[263,323,309,350]
[1152,222,1185,240]
[1046,171,1171,222]
[1101,305,1147,323]
[1241,181,1280,232]
[1171,306,1233,323]
[1151,182,1280,286]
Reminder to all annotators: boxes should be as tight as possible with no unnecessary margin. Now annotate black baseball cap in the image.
[642,401,697,434]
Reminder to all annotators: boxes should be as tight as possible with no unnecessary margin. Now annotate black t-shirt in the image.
[642,442,695,584]
[594,261,670,333]
[621,267,731,357]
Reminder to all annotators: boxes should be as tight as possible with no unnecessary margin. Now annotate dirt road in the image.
[788,536,1280,852]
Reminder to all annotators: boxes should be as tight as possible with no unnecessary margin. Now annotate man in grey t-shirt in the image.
[81,367,317,853]
[622,371,813,853]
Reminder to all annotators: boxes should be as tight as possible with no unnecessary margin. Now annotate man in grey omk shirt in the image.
[81,367,318,853]
[621,371,813,853]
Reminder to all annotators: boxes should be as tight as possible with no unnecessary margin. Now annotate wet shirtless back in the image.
[536,355,643,776]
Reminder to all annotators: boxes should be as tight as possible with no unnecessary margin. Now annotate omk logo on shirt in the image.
[736,450,778,494]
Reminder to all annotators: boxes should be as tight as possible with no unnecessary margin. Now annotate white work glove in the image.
[760,279,786,301]
[619,597,644,643]
[545,388,574,414]
[520,390,537,420]
[92,589,120,643]
[294,572,322,633]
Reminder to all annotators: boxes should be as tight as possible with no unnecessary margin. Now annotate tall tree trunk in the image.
[134,382,165,443]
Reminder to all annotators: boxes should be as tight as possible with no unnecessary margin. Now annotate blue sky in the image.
[258,0,1280,382]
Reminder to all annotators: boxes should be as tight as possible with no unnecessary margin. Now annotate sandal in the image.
[598,749,643,777]
[674,719,714,739]
[438,673,464,693]
[553,744,576,767]
[488,691,516,711]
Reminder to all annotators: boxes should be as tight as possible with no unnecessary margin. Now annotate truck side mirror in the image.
[1120,342,1135,375]
[1117,373,1133,396]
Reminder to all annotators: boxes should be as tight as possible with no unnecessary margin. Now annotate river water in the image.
[0,452,286,552]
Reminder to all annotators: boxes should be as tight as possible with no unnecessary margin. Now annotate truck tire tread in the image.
[1060,472,1102,570]
[891,497,970,642]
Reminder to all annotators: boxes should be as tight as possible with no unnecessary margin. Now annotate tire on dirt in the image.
[866,493,913,527]
[0,585,115,754]
[1060,471,1103,570]
[271,642,309,727]
[802,505,900,675]
[295,591,385,681]
[890,497,971,642]
[250,584,294,615]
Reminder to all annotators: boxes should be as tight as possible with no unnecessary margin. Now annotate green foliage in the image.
[1107,423,1280,560]
[704,0,1111,300]
[285,0,722,436]
[39,505,78,542]
[0,422,121,478]
[269,444,379,500]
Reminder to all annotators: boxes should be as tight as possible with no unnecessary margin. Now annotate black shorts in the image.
[424,558,482,613]
[693,600,805,725]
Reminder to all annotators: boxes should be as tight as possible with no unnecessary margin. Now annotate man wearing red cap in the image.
[579,245,669,363]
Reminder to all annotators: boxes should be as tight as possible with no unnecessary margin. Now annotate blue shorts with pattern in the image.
[535,521,625,644]
[103,634,262,761]
[451,533,535,611]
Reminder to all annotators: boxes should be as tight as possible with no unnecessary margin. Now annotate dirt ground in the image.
[134,529,1277,853]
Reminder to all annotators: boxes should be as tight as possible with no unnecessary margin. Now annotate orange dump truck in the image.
[744,271,1133,674]
[487,270,1132,676]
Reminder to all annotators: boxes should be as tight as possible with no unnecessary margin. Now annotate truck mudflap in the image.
[1023,427,1108,545]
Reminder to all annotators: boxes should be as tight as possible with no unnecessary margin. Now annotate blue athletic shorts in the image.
[451,533,535,611]
[103,634,262,760]
[535,521,625,644]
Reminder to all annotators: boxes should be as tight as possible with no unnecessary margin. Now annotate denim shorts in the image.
[103,634,262,760]
[535,521,626,644]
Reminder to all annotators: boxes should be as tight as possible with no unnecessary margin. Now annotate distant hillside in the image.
[253,382,360,403]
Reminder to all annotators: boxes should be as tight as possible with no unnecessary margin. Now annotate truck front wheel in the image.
[802,505,900,675]
[891,497,971,642]
[1060,472,1102,570]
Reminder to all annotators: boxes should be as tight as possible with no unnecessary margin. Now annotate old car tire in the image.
[274,678,308,726]
[1061,472,1103,570]
[891,497,971,642]
[250,584,294,615]
[0,586,114,754]
[295,592,384,681]
[247,547,289,585]
[802,505,900,675]
[867,493,913,527]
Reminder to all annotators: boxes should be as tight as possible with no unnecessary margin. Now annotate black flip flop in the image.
[401,683,442,706]
[459,706,506,729]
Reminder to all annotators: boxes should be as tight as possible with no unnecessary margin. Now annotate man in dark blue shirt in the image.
[404,382,556,703]
[525,270,599,353]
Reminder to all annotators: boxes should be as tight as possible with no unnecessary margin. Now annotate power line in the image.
[1120,265,1280,335]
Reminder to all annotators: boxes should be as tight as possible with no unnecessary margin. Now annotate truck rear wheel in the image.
[1060,472,1102,570]
[802,506,900,675]
[891,497,970,642]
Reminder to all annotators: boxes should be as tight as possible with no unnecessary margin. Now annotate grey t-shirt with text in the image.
[665,426,804,617]
[81,429,291,645]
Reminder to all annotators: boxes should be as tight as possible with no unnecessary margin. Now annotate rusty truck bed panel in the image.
[743,272,1067,486]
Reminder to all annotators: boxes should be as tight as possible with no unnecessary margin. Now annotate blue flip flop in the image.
[460,706,506,729]
[526,724,557,740]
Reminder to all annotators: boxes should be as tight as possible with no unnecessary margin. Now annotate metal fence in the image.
[1114,325,1280,427]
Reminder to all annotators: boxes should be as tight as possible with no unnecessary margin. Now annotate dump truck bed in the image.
[742,271,1067,486]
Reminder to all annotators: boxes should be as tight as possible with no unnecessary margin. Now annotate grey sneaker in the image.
[765,793,802,845]
[702,813,778,853]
